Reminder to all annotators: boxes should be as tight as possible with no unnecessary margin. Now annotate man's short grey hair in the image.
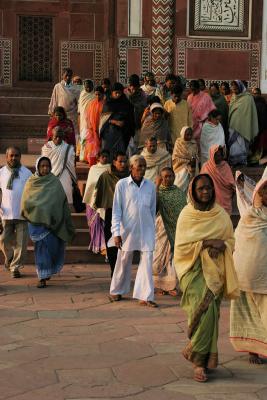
[129,154,146,168]
[6,146,21,156]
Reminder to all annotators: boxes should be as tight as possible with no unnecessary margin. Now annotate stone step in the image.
[0,246,104,265]
[0,96,50,115]
[0,88,52,97]
[27,228,89,247]
[72,213,88,229]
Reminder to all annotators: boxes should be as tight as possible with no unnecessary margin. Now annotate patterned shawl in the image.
[158,185,187,250]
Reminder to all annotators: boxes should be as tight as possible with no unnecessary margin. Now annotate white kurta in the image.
[48,81,80,136]
[0,166,32,220]
[111,176,156,251]
[41,141,76,204]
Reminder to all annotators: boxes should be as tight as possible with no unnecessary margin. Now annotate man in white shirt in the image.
[0,147,32,278]
[109,155,157,307]
[48,68,80,141]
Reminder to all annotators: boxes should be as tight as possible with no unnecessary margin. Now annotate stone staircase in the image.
[0,155,104,265]
[0,88,51,153]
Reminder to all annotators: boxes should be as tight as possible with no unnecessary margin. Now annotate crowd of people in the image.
[0,68,267,383]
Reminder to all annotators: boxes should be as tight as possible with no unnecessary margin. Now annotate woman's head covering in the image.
[150,103,163,113]
[180,126,191,140]
[111,82,124,92]
[188,173,216,209]
[252,178,267,208]
[234,80,246,93]
[35,156,52,176]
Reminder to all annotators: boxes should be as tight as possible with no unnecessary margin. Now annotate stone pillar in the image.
[151,0,175,81]
[261,0,267,93]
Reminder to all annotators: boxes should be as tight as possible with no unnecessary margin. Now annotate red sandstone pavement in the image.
[0,263,266,400]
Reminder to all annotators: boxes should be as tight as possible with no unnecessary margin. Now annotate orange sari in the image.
[85,99,104,166]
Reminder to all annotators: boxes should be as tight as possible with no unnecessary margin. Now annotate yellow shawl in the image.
[174,203,239,299]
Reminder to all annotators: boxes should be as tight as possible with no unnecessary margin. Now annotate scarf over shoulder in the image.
[234,178,267,294]
[174,202,239,299]
[229,92,258,142]
[172,126,199,173]
[201,145,235,214]
[21,173,75,243]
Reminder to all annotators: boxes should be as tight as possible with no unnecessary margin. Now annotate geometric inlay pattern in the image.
[60,41,105,83]
[118,38,151,84]
[19,16,53,82]
[194,0,245,32]
[176,37,260,89]
[152,0,175,79]
[0,38,12,86]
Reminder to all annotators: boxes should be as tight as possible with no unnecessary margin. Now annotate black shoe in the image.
[11,270,21,278]
[37,279,46,288]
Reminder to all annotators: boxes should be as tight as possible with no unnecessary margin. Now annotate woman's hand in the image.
[208,247,220,259]
[203,239,226,253]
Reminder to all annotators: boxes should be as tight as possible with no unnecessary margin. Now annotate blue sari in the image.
[28,224,65,279]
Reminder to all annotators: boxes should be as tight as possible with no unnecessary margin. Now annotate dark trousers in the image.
[104,208,118,277]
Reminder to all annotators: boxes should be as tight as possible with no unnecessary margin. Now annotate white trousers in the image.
[110,250,154,301]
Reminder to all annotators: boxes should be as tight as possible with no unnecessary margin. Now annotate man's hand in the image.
[155,175,162,189]
[114,236,122,249]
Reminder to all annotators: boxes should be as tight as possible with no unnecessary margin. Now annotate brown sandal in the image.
[139,300,158,308]
[108,294,122,302]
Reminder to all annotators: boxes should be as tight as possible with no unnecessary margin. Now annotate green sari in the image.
[180,257,222,368]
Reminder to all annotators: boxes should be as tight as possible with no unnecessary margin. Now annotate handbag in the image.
[61,145,86,213]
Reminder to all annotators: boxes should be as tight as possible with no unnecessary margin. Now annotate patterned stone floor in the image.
[0,264,266,400]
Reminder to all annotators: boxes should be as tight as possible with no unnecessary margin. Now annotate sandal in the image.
[168,289,179,297]
[193,367,208,383]
[108,294,122,302]
[37,279,46,288]
[139,300,158,308]
[249,352,264,364]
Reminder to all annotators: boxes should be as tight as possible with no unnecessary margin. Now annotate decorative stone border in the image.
[0,38,12,86]
[60,41,105,82]
[176,37,260,88]
[118,38,151,84]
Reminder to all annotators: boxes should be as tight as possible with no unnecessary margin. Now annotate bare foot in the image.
[193,366,208,382]
[249,353,263,364]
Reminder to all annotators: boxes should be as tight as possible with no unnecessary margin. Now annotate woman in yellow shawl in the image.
[174,174,239,382]
[230,177,267,364]
[172,126,199,193]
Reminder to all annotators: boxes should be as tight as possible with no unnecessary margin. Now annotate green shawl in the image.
[229,92,258,142]
[211,93,229,131]
[21,173,75,243]
[158,185,187,250]
[94,169,129,209]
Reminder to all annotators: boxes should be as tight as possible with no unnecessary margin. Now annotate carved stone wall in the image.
[176,37,260,88]
[152,0,175,79]
[0,38,12,86]
[118,38,151,84]
[188,0,252,38]
[60,41,105,83]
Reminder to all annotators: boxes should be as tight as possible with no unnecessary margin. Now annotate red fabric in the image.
[187,91,215,142]
[201,144,235,215]
[85,99,104,166]
[47,117,76,146]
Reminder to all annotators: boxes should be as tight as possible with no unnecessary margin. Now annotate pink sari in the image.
[85,99,104,166]
[187,91,215,142]
[201,145,235,214]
